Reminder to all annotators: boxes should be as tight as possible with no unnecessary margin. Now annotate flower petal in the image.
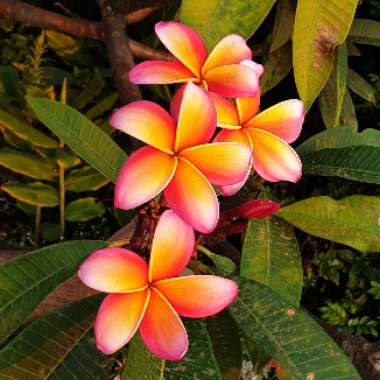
[149,210,194,282]
[164,157,218,233]
[219,158,252,196]
[180,142,252,186]
[202,34,252,74]
[115,147,177,210]
[155,21,207,77]
[204,64,259,98]
[170,84,186,122]
[154,275,238,318]
[78,247,148,293]
[95,290,149,354]
[213,128,252,146]
[248,128,302,182]
[236,93,260,125]
[208,92,240,129]
[139,288,188,361]
[245,100,304,143]
[223,199,281,218]
[240,59,264,77]
[129,60,195,84]
[175,82,216,152]
[110,101,175,153]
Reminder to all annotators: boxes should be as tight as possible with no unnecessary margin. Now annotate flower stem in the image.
[34,206,41,247]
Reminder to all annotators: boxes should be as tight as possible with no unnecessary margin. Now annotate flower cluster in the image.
[78,21,304,361]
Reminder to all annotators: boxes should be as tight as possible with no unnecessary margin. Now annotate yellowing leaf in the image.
[293,0,359,110]
[1,182,59,207]
[180,0,276,50]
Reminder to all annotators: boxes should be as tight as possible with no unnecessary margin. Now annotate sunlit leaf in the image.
[293,0,359,110]
[0,147,58,180]
[230,277,361,379]
[277,195,380,253]
[66,197,105,222]
[241,216,303,305]
[1,182,59,207]
[180,0,276,50]
[26,97,127,181]
[0,240,107,344]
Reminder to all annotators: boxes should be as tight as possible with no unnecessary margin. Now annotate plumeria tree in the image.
[2,0,379,379]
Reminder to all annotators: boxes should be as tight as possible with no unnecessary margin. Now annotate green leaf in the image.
[36,147,81,169]
[293,0,359,110]
[340,90,358,131]
[71,69,105,110]
[123,320,222,379]
[198,246,236,274]
[46,31,82,60]
[301,146,380,184]
[297,127,380,156]
[347,68,376,103]
[0,66,25,104]
[277,195,380,253]
[180,0,276,50]
[241,216,303,306]
[0,147,58,180]
[26,97,127,181]
[0,240,107,344]
[270,0,296,53]
[65,166,110,192]
[0,296,114,380]
[261,42,292,95]
[40,223,61,241]
[230,277,361,380]
[207,311,242,380]
[1,182,59,207]
[2,129,30,150]
[0,107,58,148]
[334,44,348,127]
[16,201,36,215]
[66,197,106,222]
[349,18,380,47]
[85,92,119,120]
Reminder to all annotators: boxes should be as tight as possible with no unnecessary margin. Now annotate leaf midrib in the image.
[237,297,303,379]
[30,99,124,182]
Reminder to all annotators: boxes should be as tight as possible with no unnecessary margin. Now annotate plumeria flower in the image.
[211,92,304,195]
[129,21,261,98]
[78,210,238,360]
[110,82,252,233]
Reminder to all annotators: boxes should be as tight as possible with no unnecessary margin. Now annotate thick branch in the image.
[0,0,171,60]
[97,0,141,103]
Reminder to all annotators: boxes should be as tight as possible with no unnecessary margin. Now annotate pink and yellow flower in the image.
[129,21,261,98]
[78,210,238,360]
[210,92,304,195]
[110,82,252,233]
